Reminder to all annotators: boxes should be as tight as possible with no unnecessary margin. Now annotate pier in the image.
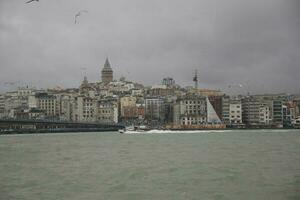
[0,119,124,134]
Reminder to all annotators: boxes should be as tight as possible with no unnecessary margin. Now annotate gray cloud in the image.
[0,0,299,94]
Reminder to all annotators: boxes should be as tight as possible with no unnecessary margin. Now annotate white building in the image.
[75,96,96,122]
[229,101,242,124]
[259,104,271,125]
[222,96,243,125]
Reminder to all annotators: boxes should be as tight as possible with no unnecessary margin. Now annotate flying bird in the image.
[25,0,39,3]
[75,10,88,24]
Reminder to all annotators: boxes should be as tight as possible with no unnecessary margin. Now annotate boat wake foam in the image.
[124,129,230,134]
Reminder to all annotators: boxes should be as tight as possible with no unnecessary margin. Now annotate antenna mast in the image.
[193,69,198,89]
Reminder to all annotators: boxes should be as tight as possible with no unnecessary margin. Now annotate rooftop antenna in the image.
[193,69,198,89]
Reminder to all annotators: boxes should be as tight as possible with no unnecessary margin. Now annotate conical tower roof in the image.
[102,57,113,72]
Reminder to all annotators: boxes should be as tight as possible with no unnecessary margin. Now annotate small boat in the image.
[119,125,150,134]
[118,129,125,134]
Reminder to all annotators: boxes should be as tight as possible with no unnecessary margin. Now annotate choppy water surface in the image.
[0,130,300,200]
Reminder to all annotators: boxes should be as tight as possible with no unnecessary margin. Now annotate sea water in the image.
[0,130,299,200]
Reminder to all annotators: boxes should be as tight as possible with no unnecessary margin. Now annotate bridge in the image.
[0,119,125,134]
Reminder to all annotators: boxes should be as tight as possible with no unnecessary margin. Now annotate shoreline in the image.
[1,127,299,135]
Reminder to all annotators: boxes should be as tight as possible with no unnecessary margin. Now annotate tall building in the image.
[101,58,113,84]
[35,93,60,119]
[0,94,5,118]
[120,96,137,121]
[173,95,207,125]
[229,99,242,124]
[74,96,96,122]
[273,100,283,127]
[259,105,271,125]
[208,95,222,120]
[221,96,242,125]
[145,97,165,122]
[241,96,260,126]
[96,98,118,123]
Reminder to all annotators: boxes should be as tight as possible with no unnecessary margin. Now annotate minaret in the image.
[101,58,113,84]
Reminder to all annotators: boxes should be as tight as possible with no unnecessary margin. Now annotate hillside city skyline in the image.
[1,56,299,130]
[0,56,299,96]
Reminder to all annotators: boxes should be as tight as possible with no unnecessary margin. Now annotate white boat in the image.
[119,125,149,134]
[118,129,125,134]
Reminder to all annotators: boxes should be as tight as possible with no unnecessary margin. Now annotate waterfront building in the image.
[101,58,113,84]
[287,100,300,121]
[221,95,243,127]
[59,95,73,121]
[221,95,230,124]
[136,103,145,120]
[35,93,60,119]
[145,97,166,123]
[4,91,30,118]
[173,95,207,125]
[120,96,137,121]
[0,94,4,118]
[282,105,292,127]
[259,104,271,125]
[74,96,96,122]
[164,96,177,124]
[251,94,289,127]
[96,98,118,123]
[272,100,283,127]
[208,95,222,120]
[229,99,242,124]
[41,89,78,121]
[241,96,260,126]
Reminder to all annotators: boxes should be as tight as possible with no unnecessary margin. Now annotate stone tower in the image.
[101,58,113,84]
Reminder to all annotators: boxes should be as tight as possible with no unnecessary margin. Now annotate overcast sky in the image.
[0,0,299,94]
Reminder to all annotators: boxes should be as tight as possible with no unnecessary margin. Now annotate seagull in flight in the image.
[75,10,88,24]
[26,0,39,3]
